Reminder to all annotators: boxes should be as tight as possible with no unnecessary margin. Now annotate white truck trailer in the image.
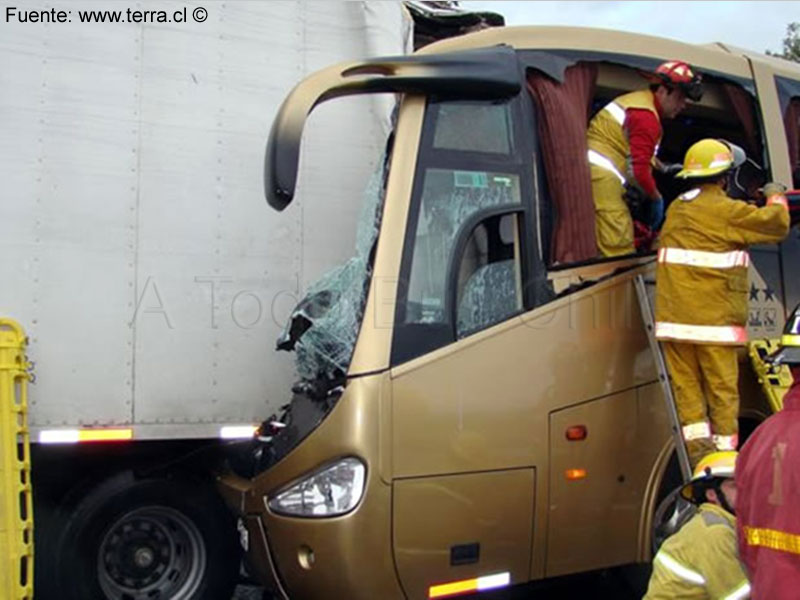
[0,2,412,598]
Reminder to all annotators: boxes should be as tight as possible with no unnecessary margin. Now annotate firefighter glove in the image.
[763,182,787,197]
[650,196,665,230]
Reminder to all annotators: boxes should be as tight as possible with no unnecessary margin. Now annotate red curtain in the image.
[723,83,761,158]
[527,64,598,264]
[784,98,800,186]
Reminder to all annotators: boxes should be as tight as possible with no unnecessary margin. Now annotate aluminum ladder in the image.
[633,274,692,482]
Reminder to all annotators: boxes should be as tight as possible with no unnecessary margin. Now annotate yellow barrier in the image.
[748,338,792,413]
[0,319,33,600]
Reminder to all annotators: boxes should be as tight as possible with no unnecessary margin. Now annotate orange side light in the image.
[77,428,133,442]
[565,468,587,481]
[565,425,587,441]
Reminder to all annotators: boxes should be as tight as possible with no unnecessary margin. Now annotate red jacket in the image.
[626,108,661,198]
[736,380,800,599]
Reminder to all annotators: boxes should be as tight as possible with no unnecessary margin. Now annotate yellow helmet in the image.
[769,303,800,366]
[680,451,737,502]
[675,138,746,179]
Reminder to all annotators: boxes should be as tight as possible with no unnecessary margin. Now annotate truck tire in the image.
[43,471,240,600]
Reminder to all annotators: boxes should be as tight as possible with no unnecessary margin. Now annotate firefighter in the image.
[587,60,703,257]
[735,304,800,599]
[655,138,790,467]
[644,451,750,600]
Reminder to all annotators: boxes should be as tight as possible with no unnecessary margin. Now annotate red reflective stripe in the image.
[655,322,748,344]
[767,194,789,209]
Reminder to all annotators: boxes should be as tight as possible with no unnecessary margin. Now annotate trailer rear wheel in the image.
[46,472,240,600]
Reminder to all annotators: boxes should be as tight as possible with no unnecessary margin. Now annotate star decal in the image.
[763,286,776,302]
[749,283,760,302]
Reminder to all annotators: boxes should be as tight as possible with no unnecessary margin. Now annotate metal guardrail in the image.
[0,319,34,600]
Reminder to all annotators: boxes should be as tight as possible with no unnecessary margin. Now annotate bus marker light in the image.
[565,425,587,441]
[565,468,587,480]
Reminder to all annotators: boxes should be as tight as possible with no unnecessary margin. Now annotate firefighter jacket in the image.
[736,381,800,599]
[644,503,750,600]
[587,89,661,195]
[655,184,790,345]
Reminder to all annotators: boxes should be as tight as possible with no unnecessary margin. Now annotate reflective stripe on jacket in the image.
[644,503,750,600]
[655,184,790,345]
[587,89,661,181]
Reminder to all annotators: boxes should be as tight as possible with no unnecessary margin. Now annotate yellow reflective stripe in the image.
[682,421,711,441]
[655,322,748,344]
[782,334,800,346]
[604,101,626,125]
[429,572,510,598]
[658,247,750,269]
[587,149,626,184]
[655,551,706,585]
[723,581,751,600]
[744,526,800,555]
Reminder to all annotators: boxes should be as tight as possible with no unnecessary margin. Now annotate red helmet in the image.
[655,60,703,102]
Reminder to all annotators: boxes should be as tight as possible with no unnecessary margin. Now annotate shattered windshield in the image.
[277,159,386,381]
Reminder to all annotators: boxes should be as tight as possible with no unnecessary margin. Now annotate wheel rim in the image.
[97,506,206,600]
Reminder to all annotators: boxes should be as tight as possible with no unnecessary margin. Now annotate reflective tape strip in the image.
[658,247,750,269]
[587,149,626,184]
[713,434,738,451]
[655,322,748,344]
[655,551,706,585]
[219,425,258,439]
[477,572,511,591]
[679,188,701,201]
[604,101,626,125]
[743,526,800,555]
[788,315,800,336]
[767,194,789,208]
[709,158,733,169]
[429,572,510,598]
[682,421,711,441]
[723,581,751,600]
[39,428,134,443]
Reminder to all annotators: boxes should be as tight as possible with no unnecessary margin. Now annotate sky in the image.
[461,1,799,55]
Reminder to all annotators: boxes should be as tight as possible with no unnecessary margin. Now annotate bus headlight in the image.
[268,457,366,517]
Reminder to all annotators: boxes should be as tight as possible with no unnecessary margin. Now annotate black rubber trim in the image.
[265,46,521,210]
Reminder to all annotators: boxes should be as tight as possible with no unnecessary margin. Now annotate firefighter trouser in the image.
[590,165,635,257]
[662,341,740,468]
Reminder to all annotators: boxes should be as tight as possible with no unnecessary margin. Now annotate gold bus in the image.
[221,26,800,599]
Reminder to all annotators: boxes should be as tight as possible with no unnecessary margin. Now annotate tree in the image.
[767,22,800,63]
